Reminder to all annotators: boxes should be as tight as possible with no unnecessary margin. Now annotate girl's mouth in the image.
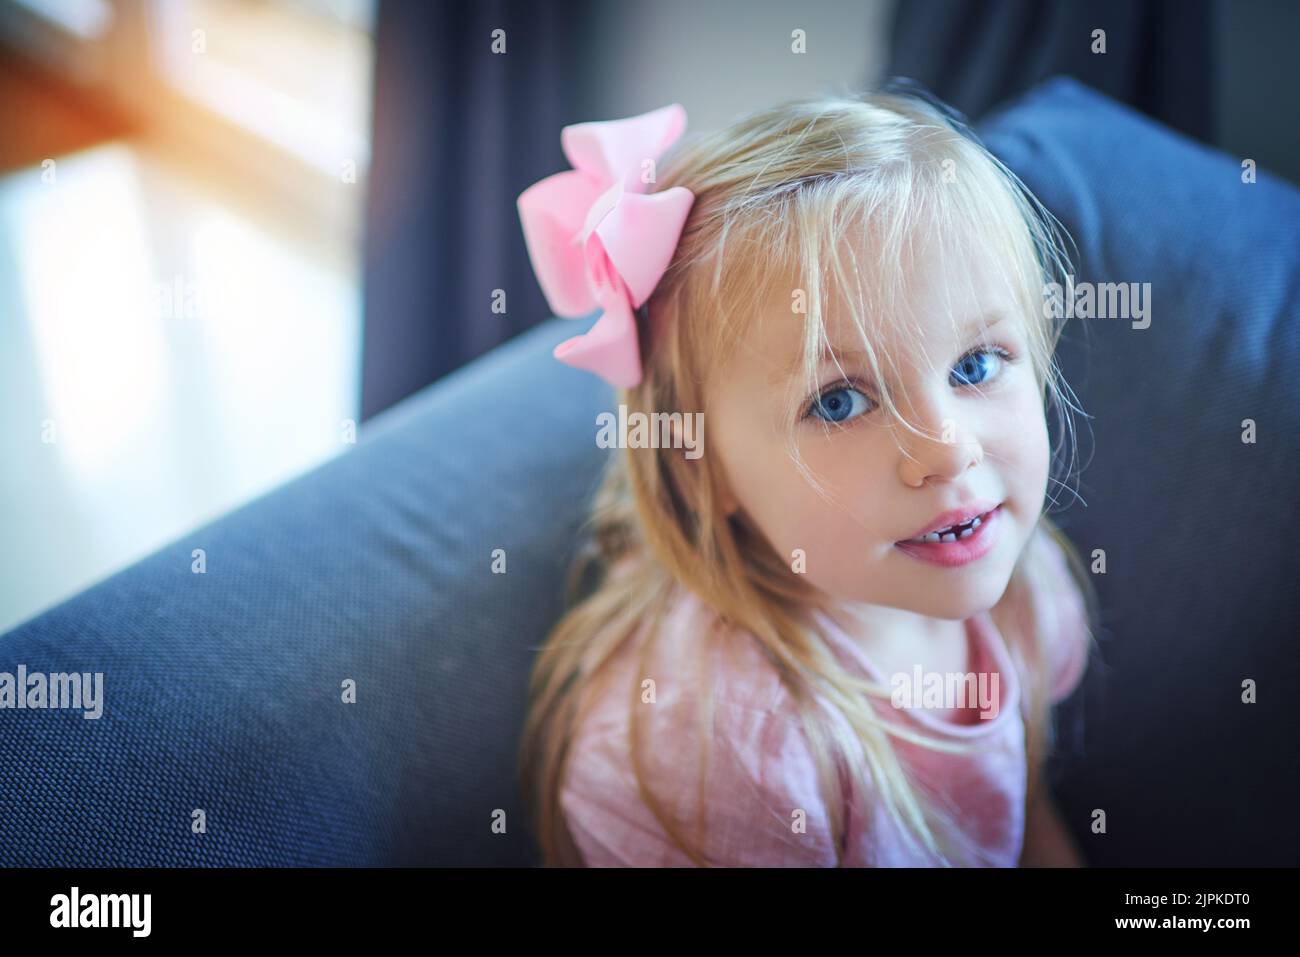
[894,505,1003,567]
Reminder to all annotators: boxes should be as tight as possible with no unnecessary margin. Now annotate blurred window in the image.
[147,0,373,177]
[0,0,375,226]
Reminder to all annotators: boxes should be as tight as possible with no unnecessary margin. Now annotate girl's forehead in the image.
[716,211,1032,388]
[738,311,1029,415]
[760,241,1020,344]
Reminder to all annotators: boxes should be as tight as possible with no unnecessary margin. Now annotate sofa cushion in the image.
[0,317,609,865]
[981,77,1300,865]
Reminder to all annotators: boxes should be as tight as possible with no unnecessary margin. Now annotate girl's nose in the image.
[895,413,985,488]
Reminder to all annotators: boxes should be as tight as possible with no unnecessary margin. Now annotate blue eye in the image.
[950,348,1009,387]
[808,385,872,424]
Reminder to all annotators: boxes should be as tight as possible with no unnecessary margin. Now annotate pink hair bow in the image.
[517,103,695,389]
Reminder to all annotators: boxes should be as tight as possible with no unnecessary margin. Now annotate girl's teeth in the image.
[910,510,991,544]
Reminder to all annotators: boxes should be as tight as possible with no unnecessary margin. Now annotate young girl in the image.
[516,90,1098,867]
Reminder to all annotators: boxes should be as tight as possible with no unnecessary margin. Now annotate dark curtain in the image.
[887,0,1216,142]
[361,0,594,420]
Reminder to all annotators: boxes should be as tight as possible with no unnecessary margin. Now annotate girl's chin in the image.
[900,570,1015,621]
[826,575,1012,622]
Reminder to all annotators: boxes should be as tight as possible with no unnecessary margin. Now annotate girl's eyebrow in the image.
[768,347,870,386]
[770,312,1011,387]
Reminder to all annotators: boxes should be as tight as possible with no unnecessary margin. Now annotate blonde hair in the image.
[518,89,1098,866]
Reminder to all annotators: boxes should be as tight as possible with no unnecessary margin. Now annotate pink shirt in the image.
[559,532,1090,867]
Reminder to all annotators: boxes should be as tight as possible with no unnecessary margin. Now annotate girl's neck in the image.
[822,599,971,675]
[827,599,961,642]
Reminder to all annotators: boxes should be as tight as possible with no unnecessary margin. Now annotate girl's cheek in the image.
[792,444,891,556]
[997,381,1052,496]
[760,456,853,563]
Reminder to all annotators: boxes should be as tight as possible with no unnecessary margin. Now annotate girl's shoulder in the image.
[561,580,844,866]
[580,577,794,732]
[999,525,1094,705]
